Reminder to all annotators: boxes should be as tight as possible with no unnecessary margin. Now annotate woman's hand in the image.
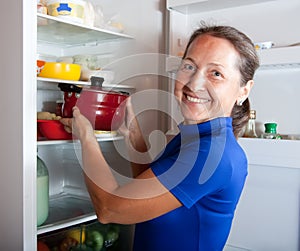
[118,97,136,138]
[118,97,147,152]
[60,106,95,142]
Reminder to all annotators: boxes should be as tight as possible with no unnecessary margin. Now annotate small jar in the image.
[37,155,49,226]
[261,123,282,139]
[243,110,258,138]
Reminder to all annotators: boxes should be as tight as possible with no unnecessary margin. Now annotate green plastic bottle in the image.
[37,155,49,226]
[261,123,282,139]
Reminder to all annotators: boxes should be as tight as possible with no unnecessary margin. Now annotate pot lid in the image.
[83,76,129,97]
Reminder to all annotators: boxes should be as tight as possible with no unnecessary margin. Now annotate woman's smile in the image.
[183,91,211,104]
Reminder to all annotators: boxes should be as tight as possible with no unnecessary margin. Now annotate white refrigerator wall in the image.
[167,0,300,250]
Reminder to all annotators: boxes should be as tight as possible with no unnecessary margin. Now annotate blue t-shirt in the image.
[133,117,248,251]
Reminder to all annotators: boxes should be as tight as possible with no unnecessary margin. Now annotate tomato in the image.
[37,240,50,251]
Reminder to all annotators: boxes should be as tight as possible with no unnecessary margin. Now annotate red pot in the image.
[59,77,129,131]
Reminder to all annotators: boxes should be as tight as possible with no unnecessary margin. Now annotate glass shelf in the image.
[37,135,124,146]
[37,13,133,48]
[37,193,96,235]
[37,77,135,90]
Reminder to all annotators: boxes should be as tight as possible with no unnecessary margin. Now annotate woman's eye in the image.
[180,63,196,73]
[212,71,222,78]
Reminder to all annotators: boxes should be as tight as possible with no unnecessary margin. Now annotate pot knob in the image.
[91,76,104,87]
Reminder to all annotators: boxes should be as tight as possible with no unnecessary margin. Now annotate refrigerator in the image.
[166,0,300,250]
[0,0,166,250]
[1,0,300,250]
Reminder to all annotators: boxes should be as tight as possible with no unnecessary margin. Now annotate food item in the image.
[37,60,46,75]
[71,244,94,251]
[37,111,61,120]
[59,237,78,251]
[37,240,50,251]
[47,0,86,24]
[66,228,86,243]
[94,130,117,138]
[85,230,104,251]
[104,229,119,247]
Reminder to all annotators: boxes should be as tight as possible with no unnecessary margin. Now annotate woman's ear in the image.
[236,80,254,105]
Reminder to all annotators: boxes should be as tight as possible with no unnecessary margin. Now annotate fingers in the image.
[64,125,72,133]
[125,97,135,118]
[72,106,81,117]
[60,118,73,133]
[60,117,72,127]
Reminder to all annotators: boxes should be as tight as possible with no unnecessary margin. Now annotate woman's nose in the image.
[187,71,207,92]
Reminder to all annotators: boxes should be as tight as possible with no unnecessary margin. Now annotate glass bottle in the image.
[37,155,49,226]
[261,123,282,139]
[243,110,258,138]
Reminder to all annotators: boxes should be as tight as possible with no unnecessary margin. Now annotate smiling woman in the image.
[60,23,260,251]
[175,34,247,127]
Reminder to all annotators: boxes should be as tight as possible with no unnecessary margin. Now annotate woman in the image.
[61,24,259,250]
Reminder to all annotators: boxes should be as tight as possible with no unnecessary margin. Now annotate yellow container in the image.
[38,62,81,81]
[47,0,85,23]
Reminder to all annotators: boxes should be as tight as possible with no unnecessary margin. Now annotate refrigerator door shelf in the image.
[167,0,276,14]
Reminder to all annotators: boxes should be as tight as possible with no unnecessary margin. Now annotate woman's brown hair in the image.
[182,22,260,137]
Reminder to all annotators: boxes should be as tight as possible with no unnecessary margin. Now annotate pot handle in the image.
[91,76,104,87]
[58,83,82,93]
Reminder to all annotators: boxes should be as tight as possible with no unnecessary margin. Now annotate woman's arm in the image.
[60,106,182,225]
[118,98,151,178]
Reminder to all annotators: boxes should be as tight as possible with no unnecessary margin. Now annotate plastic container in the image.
[47,0,86,24]
[37,155,49,226]
[38,62,81,81]
[37,119,72,140]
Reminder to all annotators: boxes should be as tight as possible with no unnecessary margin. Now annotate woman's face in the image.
[175,34,249,125]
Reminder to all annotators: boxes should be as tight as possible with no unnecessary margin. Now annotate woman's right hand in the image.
[60,106,95,142]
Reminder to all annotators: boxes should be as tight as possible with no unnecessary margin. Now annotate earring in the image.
[237,100,243,106]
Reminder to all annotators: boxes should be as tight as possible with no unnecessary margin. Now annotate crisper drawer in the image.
[38,220,134,251]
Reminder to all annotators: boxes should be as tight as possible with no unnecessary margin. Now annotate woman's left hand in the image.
[60,106,95,141]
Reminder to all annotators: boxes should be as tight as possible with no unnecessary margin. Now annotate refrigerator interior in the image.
[36,78,136,248]
[36,3,139,249]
